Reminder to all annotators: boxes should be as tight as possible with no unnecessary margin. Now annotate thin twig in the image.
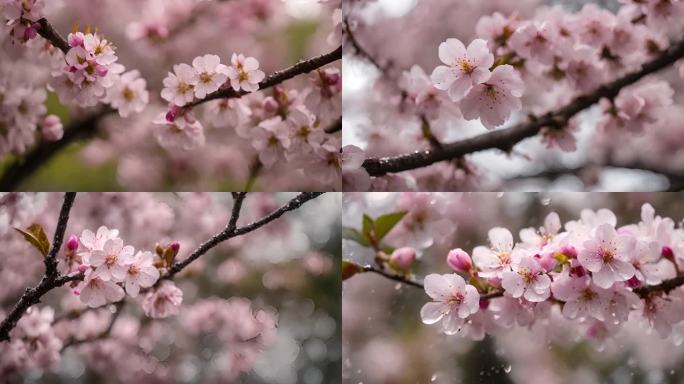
[188,46,342,108]
[165,192,324,279]
[0,193,78,342]
[362,35,684,176]
[61,301,125,350]
[36,18,69,54]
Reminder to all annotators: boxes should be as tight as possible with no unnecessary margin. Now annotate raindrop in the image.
[431,374,437,382]
[496,192,504,198]
[395,283,402,290]
[540,197,551,206]
[504,365,512,373]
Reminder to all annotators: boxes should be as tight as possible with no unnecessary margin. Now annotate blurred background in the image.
[343,0,684,191]
[343,192,684,384]
[0,192,341,384]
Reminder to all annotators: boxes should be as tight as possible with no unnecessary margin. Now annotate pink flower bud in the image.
[487,277,501,288]
[94,64,108,77]
[262,97,279,113]
[170,241,180,254]
[41,115,63,141]
[324,70,341,85]
[66,234,79,251]
[479,298,490,310]
[446,248,472,272]
[626,275,641,289]
[77,264,87,273]
[390,247,416,272]
[662,245,675,261]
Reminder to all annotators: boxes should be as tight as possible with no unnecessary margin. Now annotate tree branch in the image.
[0,108,113,191]
[60,301,125,350]
[35,18,69,54]
[0,193,78,342]
[188,46,342,108]
[362,36,684,177]
[164,192,324,279]
[363,265,684,300]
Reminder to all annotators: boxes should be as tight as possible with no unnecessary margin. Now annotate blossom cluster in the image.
[1,0,44,44]
[66,226,173,312]
[49,30,149,117]
[420,203,684,340]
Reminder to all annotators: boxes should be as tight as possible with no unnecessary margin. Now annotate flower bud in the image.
[479,298,490,310]
[41,115,64,141]
[539,253,557,272]
[170,241,180,255]
[662,245,675,261]
[626,275,641,289]
[389,247,416,272]
[262,97,278,113]
[66,234,79,251]
[446,248,472,272]
[68,32,84,47]
[77,264,87,273]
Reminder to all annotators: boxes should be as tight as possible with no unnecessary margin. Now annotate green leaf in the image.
[342,259,364,280]
[373,211,407,241]
[342,226,370,247]
[380,244,395,255]
[362,214,374,239]
[14,224,50,257]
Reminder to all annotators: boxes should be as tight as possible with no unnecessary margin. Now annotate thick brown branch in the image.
[0,108,113,191]
[362,36,684,177]
[165,192,323,279]
[36,18,69,54]
[0,193,78,342]
[188,46,342,108]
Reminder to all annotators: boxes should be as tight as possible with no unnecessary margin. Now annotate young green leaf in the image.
[14,224,51,257]
[373,211,407,241]
[362,214,374,239]
[342,226,370,247]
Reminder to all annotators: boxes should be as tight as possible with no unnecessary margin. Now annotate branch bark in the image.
[36,18,69,54]
[0,193,77,342]
[361,36,684,177]
[187,46,342,108]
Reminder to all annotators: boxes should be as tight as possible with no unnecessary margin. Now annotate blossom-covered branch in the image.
[186,46,342,108]
[0,193,77,342]
[0,108,113,191]
[361,35,684,176]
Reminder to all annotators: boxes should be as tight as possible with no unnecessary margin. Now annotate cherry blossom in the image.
[431,38,494,101]
[250,117,291,167]
[578,223,636,288]
[191,54,229,99]
[105,70,149,118]
[78,273,126,308]
[460,64,524,129]
[420,273,480,335]
[142,280,183,319]
[122,251,159,298]
[472,227,518,278]
[40,115,63,142]
[161,63,198,106]
[226,53,265,93]
[502,256,552,302]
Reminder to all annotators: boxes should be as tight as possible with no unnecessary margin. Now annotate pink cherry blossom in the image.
[89,238,135,282]
[578,223,636,288]
[105,70,149,118]
[420,273,480,335]
[78,272,126,308]
[509,21,557,65]
[191,54,229,99]
[142,280,183,318]
[389,247,416,272]
[153,110,206,151]
[122,251,160,298]
[431,38,494,101]
[472,227,518,278]
[161,63,198,106]
[460,64,524,129]
[501,256,552,302]
[226,53,265,93]
[250,117,291,167]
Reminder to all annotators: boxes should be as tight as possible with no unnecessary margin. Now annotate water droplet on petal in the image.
[504,365,512,373]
